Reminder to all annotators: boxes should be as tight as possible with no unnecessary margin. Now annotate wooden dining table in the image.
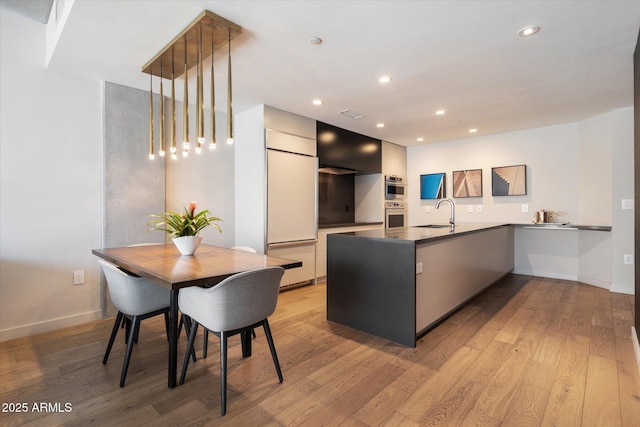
[92,243,302,388]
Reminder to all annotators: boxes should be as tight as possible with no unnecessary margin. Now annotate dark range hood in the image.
[318,166,357,175]
[317,121,381,174]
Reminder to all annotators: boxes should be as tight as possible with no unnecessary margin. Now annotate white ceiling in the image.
[9,1,640,146]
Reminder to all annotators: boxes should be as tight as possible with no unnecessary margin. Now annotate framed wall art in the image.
[491,164,527,196]
[452,169,482,198]
[420,172,446,199]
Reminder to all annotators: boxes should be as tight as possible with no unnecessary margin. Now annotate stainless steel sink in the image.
[417,224,452,228]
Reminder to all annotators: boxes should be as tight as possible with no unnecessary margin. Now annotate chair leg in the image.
[263,319,283,383]
[164,312,169,342]
[179,320,199,385]
[220,331,228,416]
[251,328,257,339]
[120,315,140,387]
[203,329,209,358]
[182,315,197,362]
[124,317,131,344]
[103,312,123,365]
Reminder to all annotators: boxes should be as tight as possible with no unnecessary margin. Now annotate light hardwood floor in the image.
[1,275,638,426]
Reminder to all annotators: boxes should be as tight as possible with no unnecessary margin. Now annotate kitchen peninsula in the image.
[327,223,514,347]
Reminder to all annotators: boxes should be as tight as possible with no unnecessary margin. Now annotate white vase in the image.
[172,236,202,256]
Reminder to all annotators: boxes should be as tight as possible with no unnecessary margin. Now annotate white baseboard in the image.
[512,269,577,281]
[609,282,635,295]
[577,274,611,291]
[0,310,102,342]
[632,327,640,378]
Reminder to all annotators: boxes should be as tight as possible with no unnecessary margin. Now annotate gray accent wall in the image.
[104,82,165,247]
[103,82,165,314]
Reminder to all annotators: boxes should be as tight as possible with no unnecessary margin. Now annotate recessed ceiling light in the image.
[309,37,322,45]
[417,137,424,142]
[376,123,385,128]
[518,25,540,37]
[435,110,445,116]
[469,128,478,133]
[312,99,323,105]
[378,76,392,83]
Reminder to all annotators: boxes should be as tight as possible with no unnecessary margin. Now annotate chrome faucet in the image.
[436,198,455,228]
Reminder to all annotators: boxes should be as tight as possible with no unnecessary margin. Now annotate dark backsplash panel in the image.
[318,173,355,225]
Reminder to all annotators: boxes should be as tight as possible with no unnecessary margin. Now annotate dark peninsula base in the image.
[327,224,514,347]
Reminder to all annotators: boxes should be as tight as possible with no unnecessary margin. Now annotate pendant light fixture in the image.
[142,10,241,160]
[159,58,165,157]
[182,36,189,159]
[226,28,233,145]
[209,27,216,150]
[170,47,177,157]
[148,73,155,160]
[196,25,204,154]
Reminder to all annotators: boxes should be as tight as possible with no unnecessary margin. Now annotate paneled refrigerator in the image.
[266,129,318,287]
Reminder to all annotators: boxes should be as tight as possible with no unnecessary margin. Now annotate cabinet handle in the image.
[267,240,317,249]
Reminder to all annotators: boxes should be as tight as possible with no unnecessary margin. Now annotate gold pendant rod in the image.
[148,73,154,160]
[159,58,165,156]
[210,27,216,149]
[226,28,233,144]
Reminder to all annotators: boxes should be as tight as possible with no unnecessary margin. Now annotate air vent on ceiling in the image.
[337,110,365,119]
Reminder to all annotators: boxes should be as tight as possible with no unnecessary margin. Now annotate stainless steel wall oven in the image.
[385,175,405,200]
[385,201,406,229]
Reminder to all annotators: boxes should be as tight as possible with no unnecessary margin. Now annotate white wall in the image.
[165,106,236,248]
[610,107,635,294]
[0,10,103,340]
[234,105,267,253]
[407,123,580,225]
[407,111,634,293]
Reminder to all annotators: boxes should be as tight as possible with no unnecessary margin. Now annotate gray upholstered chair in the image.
[178,266,285,415]
[201,245,260,358]
[99,259,171,387]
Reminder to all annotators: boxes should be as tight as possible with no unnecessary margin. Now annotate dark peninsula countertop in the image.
[341,222,509,244]
[339,222,611,244]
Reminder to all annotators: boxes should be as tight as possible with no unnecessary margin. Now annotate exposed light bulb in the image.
[469,128,478,133]
[436,110,445,115]
[149,153,155,160]
[379,76,392,83]
[227,137,234,145]
[416,137,424,142]
[170,146,177,154]
[159,150,165,157]
[183,141,190,150]
[312,99,323,106]
[209,142,217,150]
[197,137,205,144]
[182,150,189,158]
[195,146,202,154]
[171,153,178,160]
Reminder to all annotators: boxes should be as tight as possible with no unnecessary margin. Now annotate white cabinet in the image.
[382,141,407,177]
[315,223,383,281]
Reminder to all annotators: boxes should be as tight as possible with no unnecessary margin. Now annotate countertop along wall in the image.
[407,109,634,294]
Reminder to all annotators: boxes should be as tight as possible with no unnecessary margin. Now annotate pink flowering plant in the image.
[149,201,222,237]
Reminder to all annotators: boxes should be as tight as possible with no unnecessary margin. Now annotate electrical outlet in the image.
[476,205,483,213]
[621,199,634,210]
[73,270,85,285]
[624,254,633,265]
[467,205,473,213]
[522,204,529,213]
[416,262,423,275]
